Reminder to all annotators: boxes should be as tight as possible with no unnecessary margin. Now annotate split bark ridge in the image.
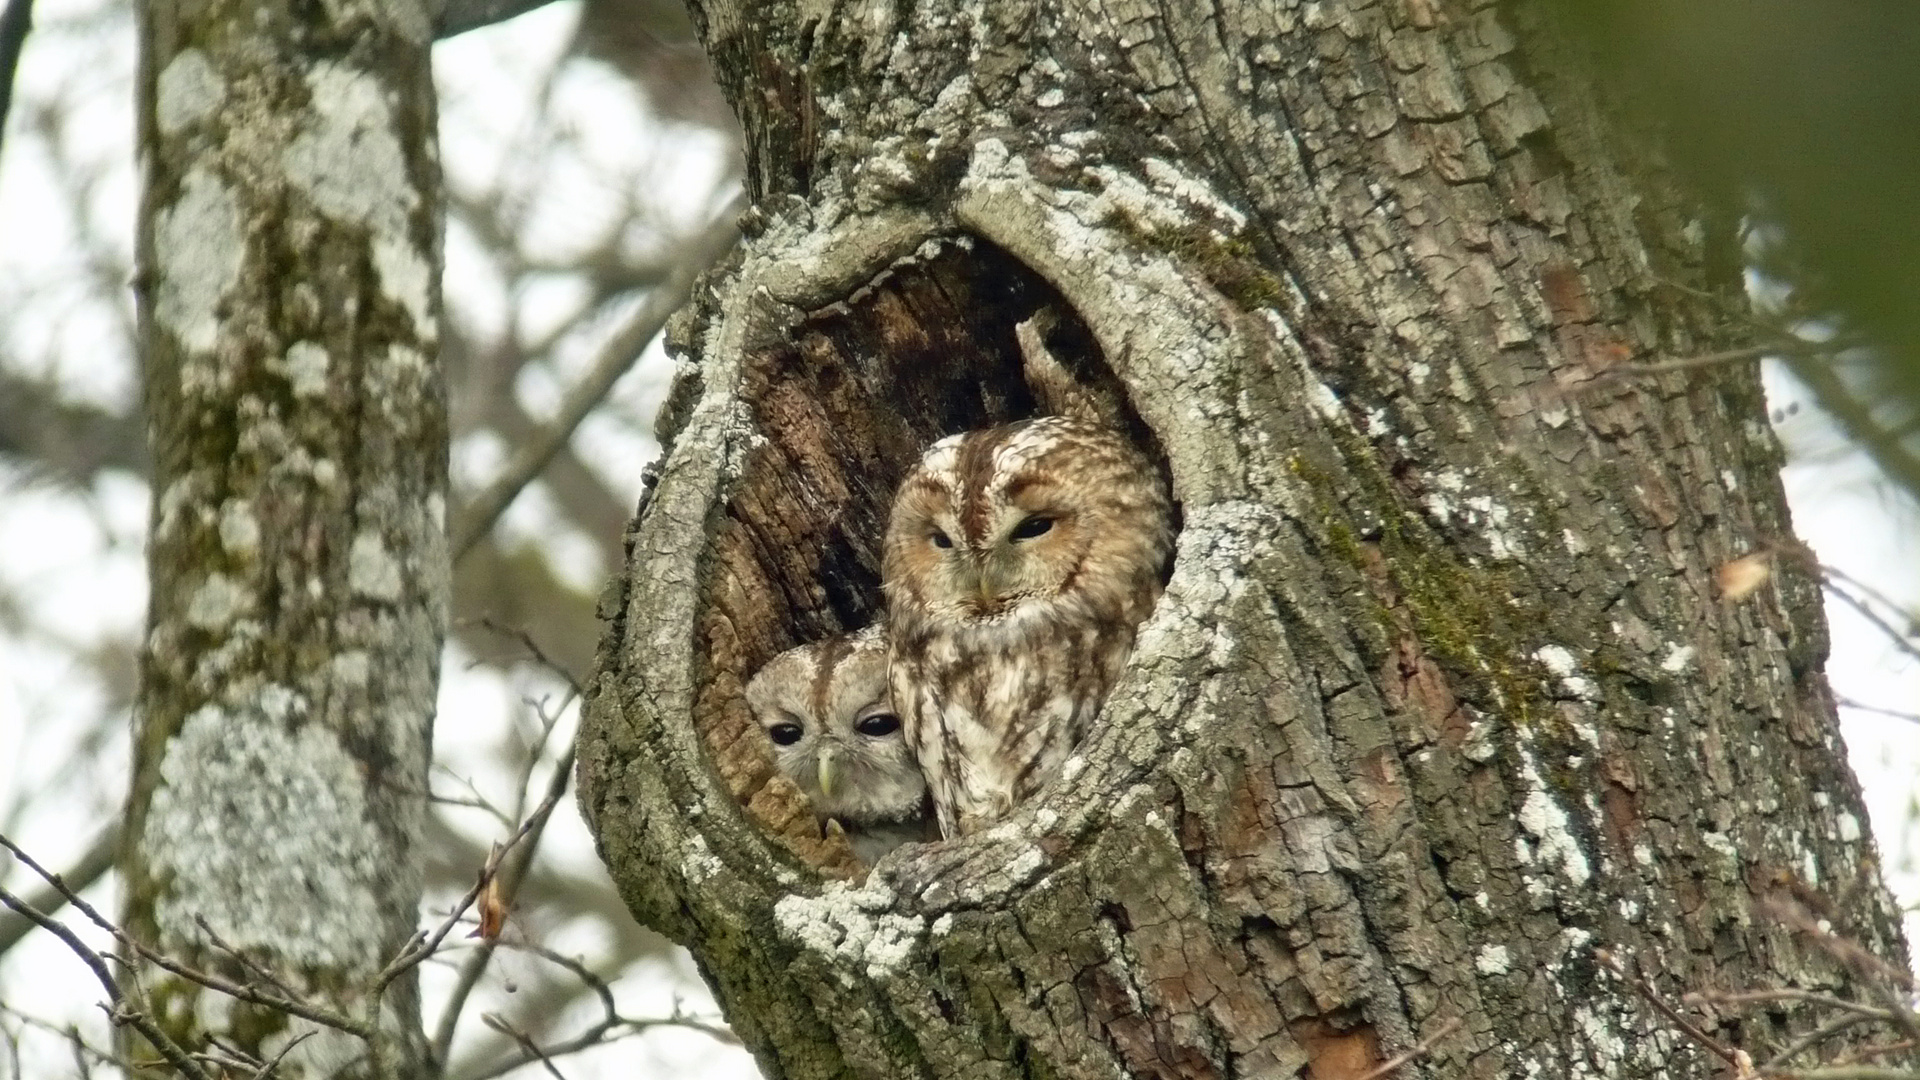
[577,1,1911,1077]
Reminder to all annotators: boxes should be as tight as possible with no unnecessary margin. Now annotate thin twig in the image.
[194,914,300,1000]
[0,987,141,1071]
[428,745,576,1070]
[0,823,116,958]
[1605,344,1775,379]
[1820,565,1918,628]
[483,1015,571,1080]
[1758,1060,1920,1068]
[472,618,584,698]
[0,833,369,1037]
[1758,894,1920,1050]
[1761,1010,1882,1073]
[1821,585,1920,667]
[1837,1040,1920,1065]
[255,1029,317,1079]
[0,885,212,1080]
[450,199,743,560]
[445,938,732,1080]
[1596,948,1743,1067]
[1778,347,1920,516]
[374,776,568,994]
[1587,336,1864,385]
[1688,989,1896,1019]
[1353,1017,1462,1080]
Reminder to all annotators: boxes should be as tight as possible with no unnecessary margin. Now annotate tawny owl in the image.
[745,626,937,863]
[882,416,1174,838]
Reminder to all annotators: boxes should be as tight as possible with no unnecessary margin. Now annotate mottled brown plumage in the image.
[882,416,1174,838]
[745,627,936,863]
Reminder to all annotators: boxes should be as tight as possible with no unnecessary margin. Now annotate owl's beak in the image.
[816,753,840,801]
[975,561,1007,610]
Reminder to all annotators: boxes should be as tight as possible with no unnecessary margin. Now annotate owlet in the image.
[745,626,936,863]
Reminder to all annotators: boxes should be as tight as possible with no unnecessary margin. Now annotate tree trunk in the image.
[126,0,446,1073]
[576,1,1912,1077]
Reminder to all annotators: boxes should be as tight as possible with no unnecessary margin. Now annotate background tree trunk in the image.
[125,0,446,1072]
[577,1,1913,1077]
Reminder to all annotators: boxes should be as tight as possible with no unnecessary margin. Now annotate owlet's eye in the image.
[1010,515,1054,540]
[930,530,953,549]
[855,713,901,738]
[768,723,804,746]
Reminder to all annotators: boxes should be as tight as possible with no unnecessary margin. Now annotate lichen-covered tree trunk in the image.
[125,0,446,1073]
[576,1,1911,1077]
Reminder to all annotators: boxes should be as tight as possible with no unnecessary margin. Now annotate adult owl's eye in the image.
[768,723,804,745]
[1010,515,1054,540]
[930,530,953,549]
[855,713,901,738]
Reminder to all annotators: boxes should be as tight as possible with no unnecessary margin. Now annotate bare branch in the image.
[255,1030,317,1080]
[1353,1017,1463,1080]
[481,1013,571,1080]
[471,618,585,697]
[375,770,570,994]
[429,745,577,1071]
[193,914,300,1000]
[1689,989,1897,1020]
[0,823,115,958]
[0,884,213,1080]
[0,832,370,1038]
[1596,948,1743,1068]
[1758,1060,1920,1068]
[1762,1011,1887,1075]
[1819,566,1920,668]
[1757,893,1920,1051]
[450,937,735,1080]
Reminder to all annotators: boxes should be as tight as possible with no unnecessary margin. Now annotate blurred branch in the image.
[0,0,29,164]
[1354,1018,1462,1080]
[1835,697,1920,726]
[1611,334,1870,382]
[0,824,116,959]
[1780,349,1920,509]
[0,371,147,485]
[1594,948,1744,1069]
[1820,567,1920,668]
[450,199,743,561]
[434,0,555,39]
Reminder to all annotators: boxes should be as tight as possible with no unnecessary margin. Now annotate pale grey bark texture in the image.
[576,1,1912,1078]
[126,0,447,1072]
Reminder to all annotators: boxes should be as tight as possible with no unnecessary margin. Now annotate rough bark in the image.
[126,0,446,1072]
[576,1,1912,1078]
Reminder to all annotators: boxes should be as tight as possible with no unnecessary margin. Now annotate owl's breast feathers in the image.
[891,604,1140,836]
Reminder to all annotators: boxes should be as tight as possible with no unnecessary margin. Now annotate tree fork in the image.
[576,1,1911,1077]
